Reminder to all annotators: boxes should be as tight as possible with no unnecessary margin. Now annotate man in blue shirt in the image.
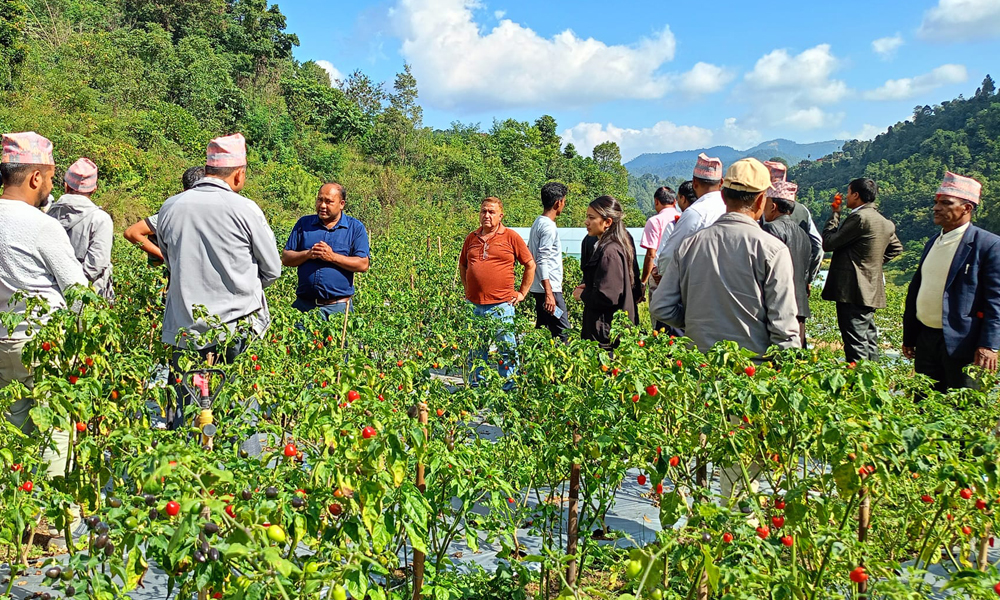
[282,183,370,318]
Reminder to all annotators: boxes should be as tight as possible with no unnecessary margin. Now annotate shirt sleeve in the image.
[284,219,304,252]
[82,212,113,283]
[351,221,371,258]
[764,246,801,349]
[822,211,864,252]
[535,222,558,282]
[38,222,87,294]
[145,213,159,233]
[248,207,282,288]
[639,219,659,251]
[512,231,533,265]
[656,210,698,276]
[649,244,685,328]
[459,235,471,268]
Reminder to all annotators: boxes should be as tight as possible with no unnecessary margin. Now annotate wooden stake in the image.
[566,432,582,587]
[437,236,442,257]
[858,488,870,596]
[978,523,992,571]
[412,402,429,600]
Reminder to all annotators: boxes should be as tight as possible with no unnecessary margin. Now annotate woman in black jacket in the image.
[573,196,640,349]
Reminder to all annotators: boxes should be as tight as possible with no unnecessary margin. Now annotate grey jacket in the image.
[650,212,800,357]
[158,178,282,348]
[762,214,815,319]
[47,193,114,300]
[821,203,904,308]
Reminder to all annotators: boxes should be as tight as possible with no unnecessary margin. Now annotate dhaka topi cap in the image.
[693,153,723,181]
[763,160,787,183]
[767,180,798,202]
[1,132,54,166]
[206,133,247,168]
[936,171,982,205]
[65,157,98,193]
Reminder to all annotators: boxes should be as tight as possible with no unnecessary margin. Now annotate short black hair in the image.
[678,181,697,203]
[721,187,760,210]
[204,165,243,178]
[182,166,205,190]
[653,186,676,205]
[541,181,568,210]
[321,182,346,202]
[0,163,39,187]
[771,197,795,215]
[848,178,877,204]
[693,176,721,187]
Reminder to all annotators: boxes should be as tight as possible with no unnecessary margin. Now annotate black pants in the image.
[914,326,976,393]
[797,317,807,349]
[532,292,570,343]
[836,302,878,362]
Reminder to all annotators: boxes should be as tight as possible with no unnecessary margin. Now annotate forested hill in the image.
[0,0,643,245]
[791,76,1000,247]
[625,139,844,179]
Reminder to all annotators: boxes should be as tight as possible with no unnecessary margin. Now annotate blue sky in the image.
[277,0,1000,161]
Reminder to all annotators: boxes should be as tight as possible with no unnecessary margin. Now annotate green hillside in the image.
[791,76,1000,251]
[0,0,643,242]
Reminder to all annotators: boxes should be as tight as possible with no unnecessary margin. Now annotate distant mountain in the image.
[624,139,846,179]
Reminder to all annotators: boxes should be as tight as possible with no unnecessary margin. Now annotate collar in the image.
[316,212,352,230]
[694,190,722,204]
[476,223,506,237]
[717,212,760,226]
[657,205,676,215]
[938,222,971,243]
[193,177,234,192]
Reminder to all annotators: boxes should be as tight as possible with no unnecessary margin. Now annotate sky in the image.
[276,0,1000,161]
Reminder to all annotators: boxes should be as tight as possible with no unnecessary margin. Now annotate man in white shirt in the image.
[0,131,88,477]
[653,154,726,280]
[528,182,570,342]
[903,172,1000,391]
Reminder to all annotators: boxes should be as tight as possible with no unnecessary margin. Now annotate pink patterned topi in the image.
[936,171,981,205]
[767,180,798,202]
[763,160,787,183]
[65,157,98,193]
[206,133,247,168]
[1,131,54,165]
[693,153,723,181]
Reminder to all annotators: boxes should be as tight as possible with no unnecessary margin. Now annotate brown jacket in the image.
[821,203,903,308]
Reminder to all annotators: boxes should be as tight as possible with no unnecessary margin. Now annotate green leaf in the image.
[832,462,861,497]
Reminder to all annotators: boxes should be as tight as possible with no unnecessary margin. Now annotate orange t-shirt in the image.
[459,225,533,305]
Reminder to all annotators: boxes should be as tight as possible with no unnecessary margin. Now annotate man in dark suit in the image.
[902,172,1000,391]
[821,178,904,362]
[762,181,822,348]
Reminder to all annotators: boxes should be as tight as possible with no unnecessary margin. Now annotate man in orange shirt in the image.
[459,197,536,388]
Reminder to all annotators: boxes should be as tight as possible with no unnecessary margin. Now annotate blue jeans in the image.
[470,302,517,389]
[292,297,350,320]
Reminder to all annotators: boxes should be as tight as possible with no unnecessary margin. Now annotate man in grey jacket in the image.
[821,178,903,362]
[47,158,114,301]
[157,133,281,428]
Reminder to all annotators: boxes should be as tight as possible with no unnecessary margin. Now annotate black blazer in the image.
[903,225,1000,361]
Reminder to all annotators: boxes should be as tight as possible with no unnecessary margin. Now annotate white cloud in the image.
[919,0,1000,40]
[872,33,904,59]
[678,62,736,95]
[863,64,968,100]
[315,60,343,85]
[391,0,677,110]
[838,123,888,141]
[493,9,505,19]
[560,118,761,162]
[740,44,848,130]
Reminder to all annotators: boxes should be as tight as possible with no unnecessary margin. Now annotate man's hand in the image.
[973,347,998,372]
[572,284,585,302]
[310,241,338,263]
[511,291,525,306]
[543,292,556,315]
[901,345,916,360]
[831,193,843,214]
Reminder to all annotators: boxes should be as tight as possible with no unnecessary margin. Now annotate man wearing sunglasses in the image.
[459,197,536,389]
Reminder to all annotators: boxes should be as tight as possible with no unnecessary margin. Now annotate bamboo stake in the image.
[858,488,870,597]
[566,432,582,587]
[411,402,429,600]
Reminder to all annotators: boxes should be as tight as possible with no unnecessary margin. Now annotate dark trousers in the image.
[532,292,570,343]
[836,302,879,362]
[914,326,976,393]
[797,317,807,349]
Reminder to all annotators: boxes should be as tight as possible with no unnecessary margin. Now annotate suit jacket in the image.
[903,225,1000,362]
[762,214,813,319]
[821,203,903,308]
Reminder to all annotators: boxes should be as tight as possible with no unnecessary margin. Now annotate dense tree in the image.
[0,0,26,90]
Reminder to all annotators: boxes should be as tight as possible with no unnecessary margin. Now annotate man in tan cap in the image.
[157,133,281,430]
[48,158,114,301]
[902,172,1000,391]
[650,157,800,357]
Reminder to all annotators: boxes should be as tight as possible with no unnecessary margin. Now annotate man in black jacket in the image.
[821,178,904,362]
[902,172,1000,391]
[762,181,821,347]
